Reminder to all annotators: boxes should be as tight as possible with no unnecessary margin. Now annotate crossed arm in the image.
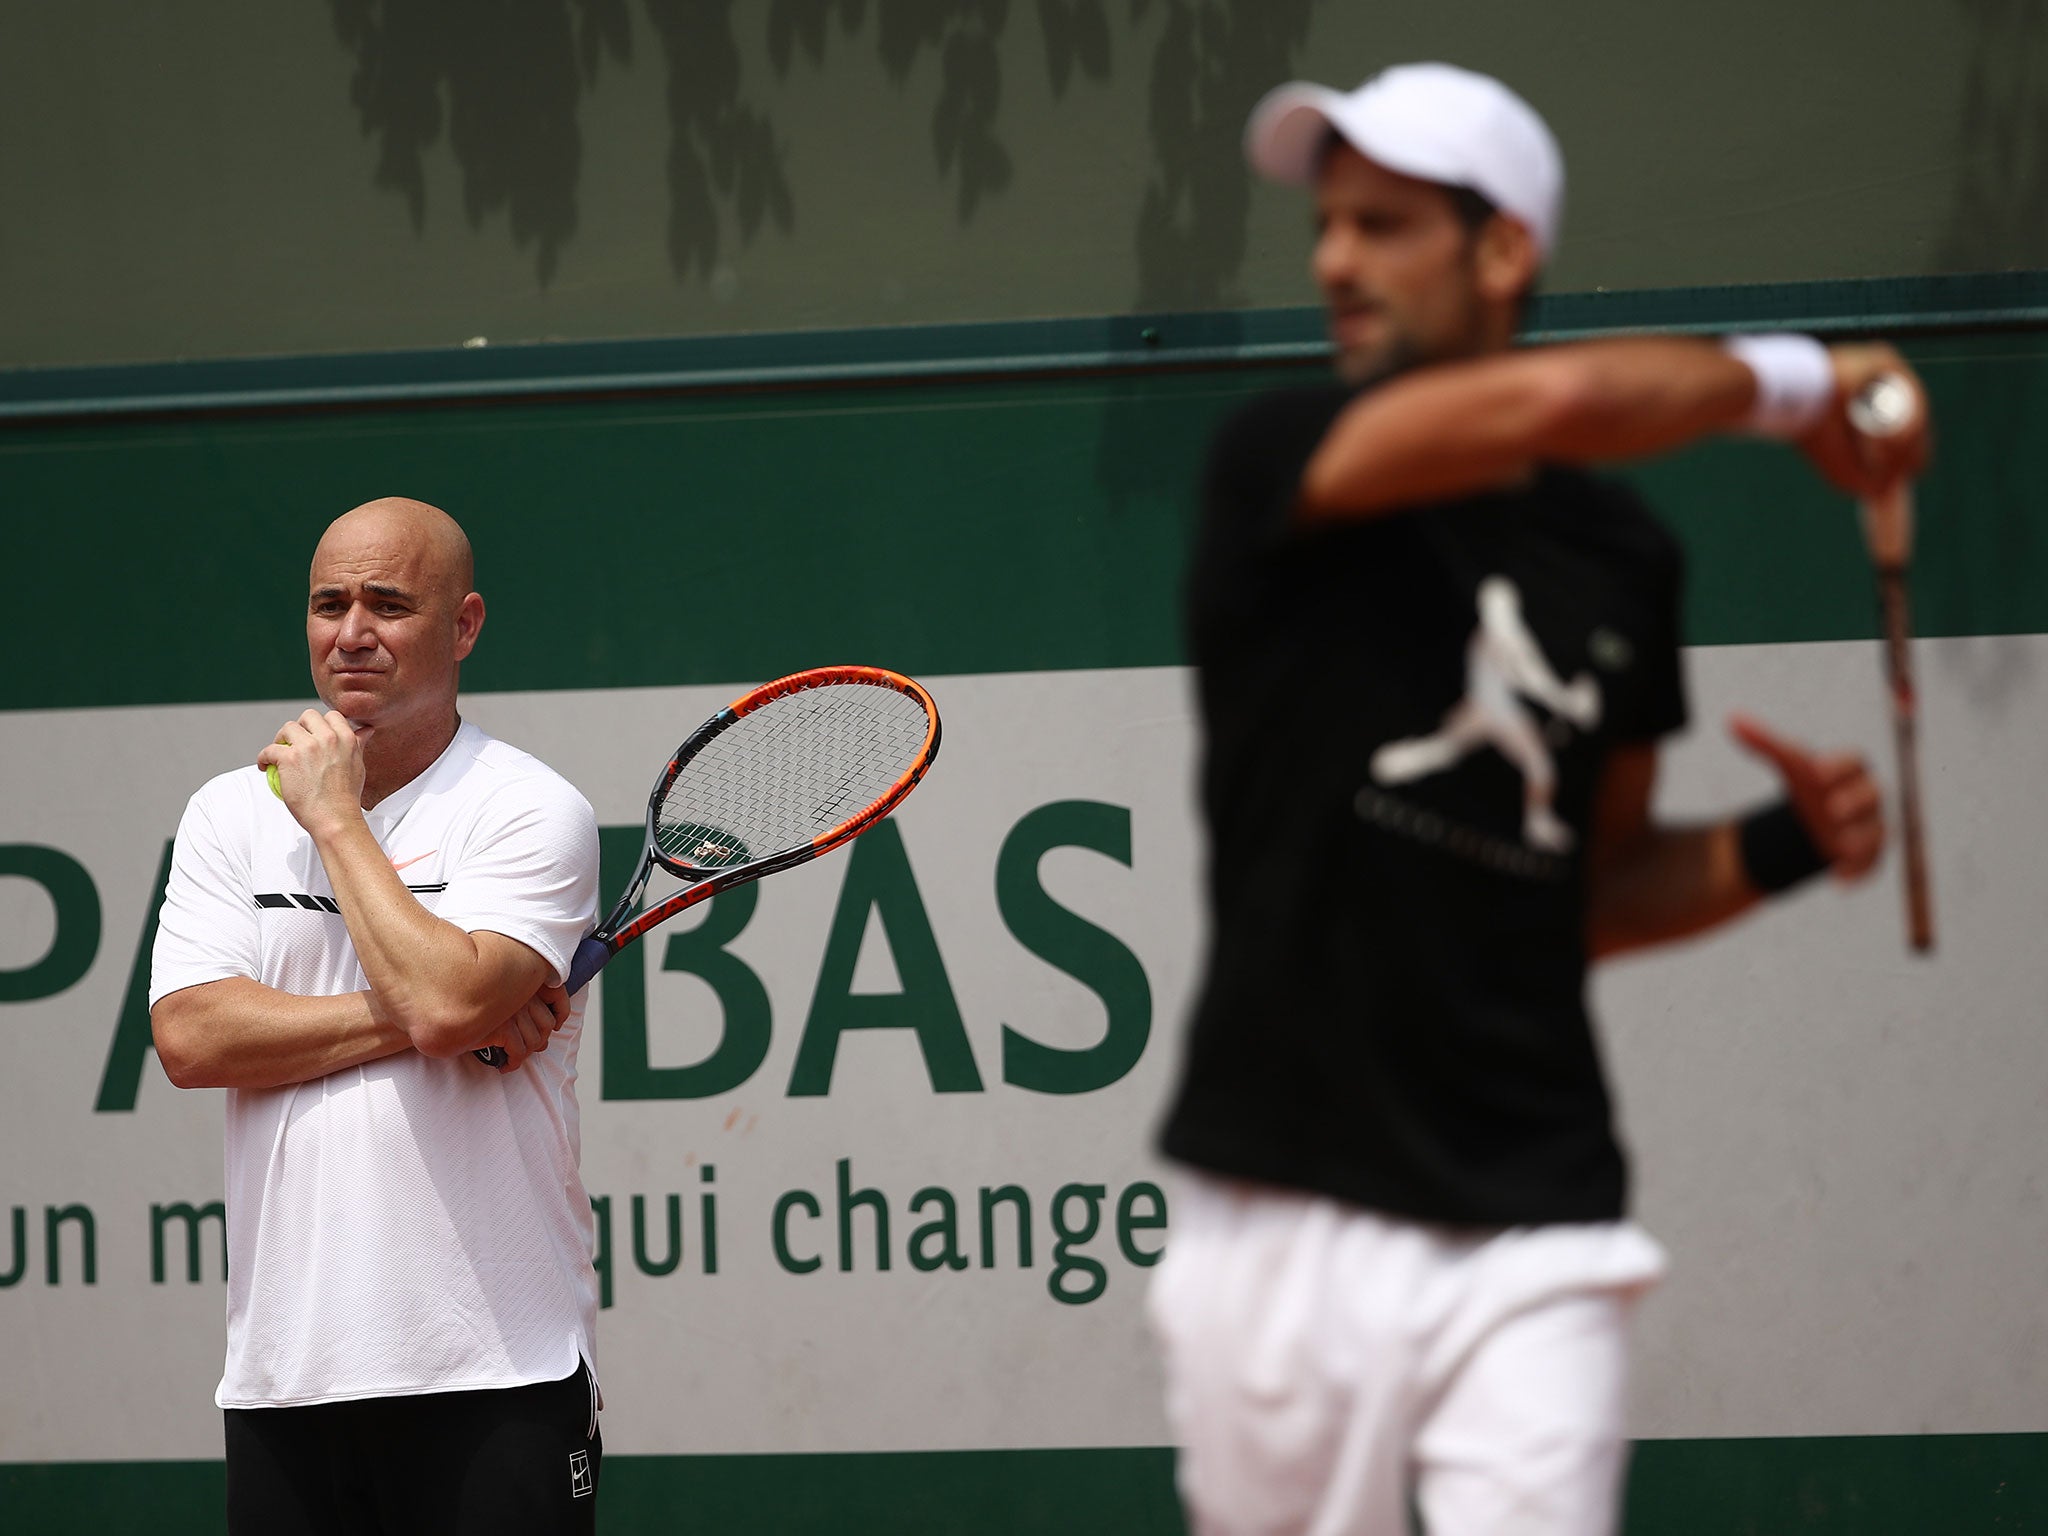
[152,713,569,1090]
[153,982,414,1089]
[152,936,560,1095]
[299,809,557,1059]
[152,917,564,1091]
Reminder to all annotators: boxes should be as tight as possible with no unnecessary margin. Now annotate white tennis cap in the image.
[1245,63,1564,257]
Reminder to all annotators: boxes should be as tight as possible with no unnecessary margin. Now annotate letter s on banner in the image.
[996,802,1152,1094]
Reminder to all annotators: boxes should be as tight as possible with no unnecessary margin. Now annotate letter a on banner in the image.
[788,820,981,1095]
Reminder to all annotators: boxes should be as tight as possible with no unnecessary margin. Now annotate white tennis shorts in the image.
[1148,1173,1667,1536]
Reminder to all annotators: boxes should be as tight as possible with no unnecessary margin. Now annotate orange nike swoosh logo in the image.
[390,851,438,873]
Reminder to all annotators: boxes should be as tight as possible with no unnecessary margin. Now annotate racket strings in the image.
[656,683,930,869]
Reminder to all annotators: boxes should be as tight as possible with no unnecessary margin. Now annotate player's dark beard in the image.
[1332,275,1492,387]
[1335,328,1425,388]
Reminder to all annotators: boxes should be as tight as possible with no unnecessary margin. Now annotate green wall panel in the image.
[4,2,2042,368]
[1624,1434,2048,1536]
[6,1436,2046,1535]
[4,332,2043,715]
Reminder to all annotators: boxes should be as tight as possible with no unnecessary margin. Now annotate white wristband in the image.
[1721,333,1835,438]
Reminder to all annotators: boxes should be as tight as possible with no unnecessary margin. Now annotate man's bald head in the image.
[305,496,486,759]
[313,497,475,604]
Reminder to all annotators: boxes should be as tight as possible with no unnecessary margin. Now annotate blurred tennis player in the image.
[1150,64,1930,1536]
[149,498,605,1534]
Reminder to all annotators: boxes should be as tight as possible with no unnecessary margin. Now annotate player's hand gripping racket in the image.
[1848,374,1934,953]
[475,666,941,1067]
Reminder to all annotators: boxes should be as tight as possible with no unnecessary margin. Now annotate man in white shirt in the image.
[151,497,605,1535]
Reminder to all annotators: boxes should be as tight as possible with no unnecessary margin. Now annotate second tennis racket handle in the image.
[1875,570,1936,954]
[565,935,614,996]
[1859,481,1914,570]
[470,937,613,1066]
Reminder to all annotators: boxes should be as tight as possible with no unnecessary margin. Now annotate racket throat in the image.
[598,862,662,943]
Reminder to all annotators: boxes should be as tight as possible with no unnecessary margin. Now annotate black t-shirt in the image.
[1160,381,1688,1226]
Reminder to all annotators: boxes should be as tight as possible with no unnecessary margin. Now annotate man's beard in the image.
[1331,285,1491,388]
[1334,330,1425,388]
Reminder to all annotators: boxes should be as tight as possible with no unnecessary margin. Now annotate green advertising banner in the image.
[4,326,2046,1532]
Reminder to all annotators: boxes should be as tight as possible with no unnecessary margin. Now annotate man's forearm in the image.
[1300,338,1759,519]
[310,814,533,1055]
[1586,820,1762,961]
[152,979,412,1089]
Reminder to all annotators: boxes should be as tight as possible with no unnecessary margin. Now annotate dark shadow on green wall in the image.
[1092,0,1316,511]
[1038,0,1112,98]
[1939,0,2048,274]
[1935,0,2047,720]
[1129,0,1313,314]
[643,0,795,280]
[1920,334,2043,715]
[765,0,1106,225]
[329,1,1117,284]
[327,0,632,284]
[885,0,1014,222]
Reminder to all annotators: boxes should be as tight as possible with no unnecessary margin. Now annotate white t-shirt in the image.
[150,720,603,1409]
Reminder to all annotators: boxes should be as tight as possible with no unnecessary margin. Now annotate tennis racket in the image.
[1847,374,1934,953]
[476,666,941,1067]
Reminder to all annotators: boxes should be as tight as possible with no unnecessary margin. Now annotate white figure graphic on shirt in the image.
[1370,576,1602,852]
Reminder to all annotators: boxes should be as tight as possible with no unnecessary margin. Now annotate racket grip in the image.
[1874,570,1936,954]
[472,937,616,1068]
[565,935,613,996]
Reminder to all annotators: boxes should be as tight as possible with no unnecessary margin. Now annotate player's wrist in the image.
[302,799,371,851]
[1721,333,1833,439]
[1737,800,1829,894]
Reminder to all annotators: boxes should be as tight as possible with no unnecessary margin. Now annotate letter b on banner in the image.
[599,825,773,1101]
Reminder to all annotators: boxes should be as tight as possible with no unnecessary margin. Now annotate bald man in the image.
[150,498,606,1535]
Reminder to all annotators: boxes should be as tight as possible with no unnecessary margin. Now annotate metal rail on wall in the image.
[2,272,2045,426]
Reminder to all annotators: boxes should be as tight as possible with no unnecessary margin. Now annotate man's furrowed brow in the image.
[310,581,416,603]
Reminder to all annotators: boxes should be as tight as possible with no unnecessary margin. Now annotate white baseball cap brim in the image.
[1245,63,1564,258]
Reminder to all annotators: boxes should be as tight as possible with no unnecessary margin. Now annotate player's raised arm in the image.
[1300,336,1931,520]
[1269,83,1930,522]
[1299,338,1750,517]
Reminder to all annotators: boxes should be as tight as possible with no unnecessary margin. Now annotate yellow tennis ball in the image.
[266,762,283,800]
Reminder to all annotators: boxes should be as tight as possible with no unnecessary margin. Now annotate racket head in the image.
[476,669,939,1068]
[646,666,940,883]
